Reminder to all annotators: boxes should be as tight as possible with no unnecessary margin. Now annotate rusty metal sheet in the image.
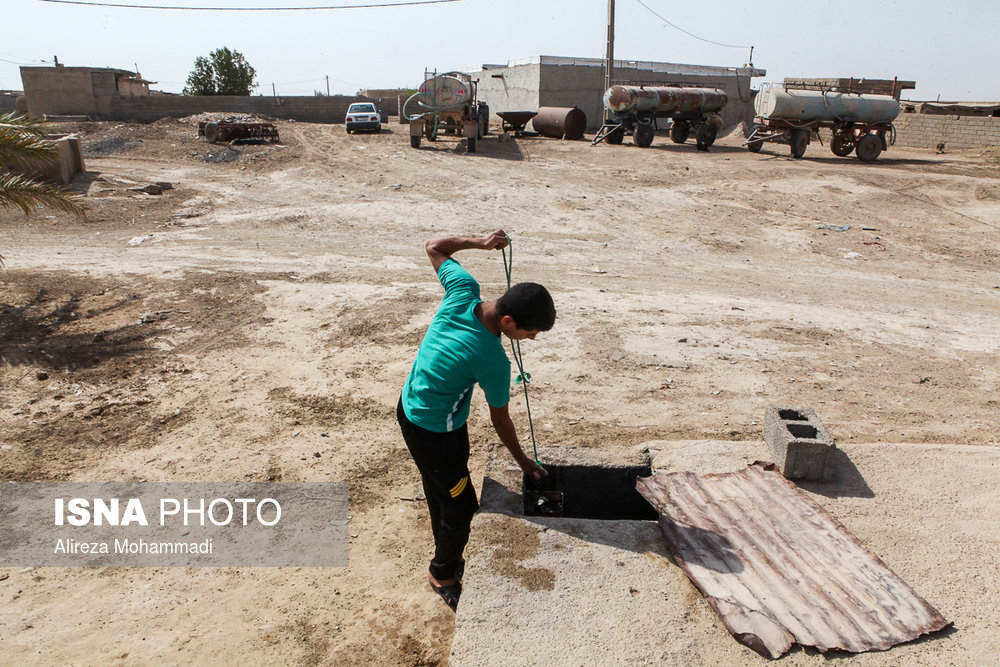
[637,463,950,659]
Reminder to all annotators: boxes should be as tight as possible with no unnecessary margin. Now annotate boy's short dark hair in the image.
[496,282,556,331]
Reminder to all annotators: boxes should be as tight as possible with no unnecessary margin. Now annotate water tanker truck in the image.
[746,86,900,161]
[403,71,489,153]
[592,85,727,149]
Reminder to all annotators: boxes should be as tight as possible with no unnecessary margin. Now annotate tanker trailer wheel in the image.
[830,132,855,157]
[606,126,625,144]
[670,121,690,144]
[204,122,220,143]
[633,122,655,147]
[695,123,718,148]
[747,139,763,153]
[855,133,882,161]
[478,108,489,138]
[410,135,421,148]
[789,129,809,158]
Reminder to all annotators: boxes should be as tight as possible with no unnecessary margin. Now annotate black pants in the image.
[397,397,479,580]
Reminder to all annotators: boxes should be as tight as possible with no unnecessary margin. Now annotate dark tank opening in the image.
[522,464,658,521]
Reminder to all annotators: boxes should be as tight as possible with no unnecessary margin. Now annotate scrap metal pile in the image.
[198,115,280,144]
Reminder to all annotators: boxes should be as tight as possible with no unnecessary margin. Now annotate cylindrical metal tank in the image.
[532,106,587,140]
[754,88,900,124]
[417,73,474,110]
[603,86,728,116]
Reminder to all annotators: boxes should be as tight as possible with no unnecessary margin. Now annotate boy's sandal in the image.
[429,580,461,611]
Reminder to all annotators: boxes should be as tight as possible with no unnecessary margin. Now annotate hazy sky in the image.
[1,0,995,101]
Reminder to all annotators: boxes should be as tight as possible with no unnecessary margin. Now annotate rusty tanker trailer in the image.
[592,85,727,149]
[746,87,901,161]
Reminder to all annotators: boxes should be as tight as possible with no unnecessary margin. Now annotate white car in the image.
[345,103,381,134]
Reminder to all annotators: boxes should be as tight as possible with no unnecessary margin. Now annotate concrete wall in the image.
[359,89,408,115]
[107,94,368,123]
[118,77,151,97]
[21,66,151,118]
[892,112,1000,150]
[21,67,100,117]
[472,63,542,122]
[540,63,755,132]
[21,64,377,122]
[361,96,399,117]
[469,57,760,134]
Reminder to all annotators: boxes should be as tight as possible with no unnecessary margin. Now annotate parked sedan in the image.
[345,103,381,134]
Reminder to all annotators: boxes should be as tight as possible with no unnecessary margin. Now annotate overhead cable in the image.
[38,0,460,10]
[633,0,751,49]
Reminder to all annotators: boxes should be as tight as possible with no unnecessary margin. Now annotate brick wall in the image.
[106,94,376,123]
[21,67,101,116]
[893,113,1000,150]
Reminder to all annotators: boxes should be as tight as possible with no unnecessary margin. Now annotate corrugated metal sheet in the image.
[637,463,950,659]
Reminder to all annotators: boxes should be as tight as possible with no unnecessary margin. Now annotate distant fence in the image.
[104,94,398,124]
[892,113,1000,150]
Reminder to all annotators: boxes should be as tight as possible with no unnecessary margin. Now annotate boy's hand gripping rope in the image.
[502,237,541,465]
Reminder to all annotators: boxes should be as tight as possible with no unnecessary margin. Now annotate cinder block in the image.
[764,405,836,482]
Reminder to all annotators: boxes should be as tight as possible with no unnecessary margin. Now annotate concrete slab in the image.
[451,440,1000,665]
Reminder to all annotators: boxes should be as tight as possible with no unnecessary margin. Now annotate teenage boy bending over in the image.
[397,229,555,610]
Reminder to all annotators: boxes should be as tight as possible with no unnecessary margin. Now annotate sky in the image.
[0,0,996,102]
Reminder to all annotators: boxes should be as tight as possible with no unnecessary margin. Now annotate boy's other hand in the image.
[521,459,547,481]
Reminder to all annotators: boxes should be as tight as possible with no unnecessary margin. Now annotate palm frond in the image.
[0,172,86,218]
[0,128,59,169]
[0,112,50,138]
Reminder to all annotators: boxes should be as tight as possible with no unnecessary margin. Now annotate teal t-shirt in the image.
[402,259,511,432]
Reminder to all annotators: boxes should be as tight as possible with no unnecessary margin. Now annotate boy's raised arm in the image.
[425,229,509,272]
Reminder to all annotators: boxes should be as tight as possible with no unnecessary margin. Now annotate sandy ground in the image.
[1,116,998,665]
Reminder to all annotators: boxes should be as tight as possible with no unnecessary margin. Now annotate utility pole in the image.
[604,0,614,120]
[326,75,330,96]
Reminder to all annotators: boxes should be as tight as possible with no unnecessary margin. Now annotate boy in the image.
[397,229,555,610]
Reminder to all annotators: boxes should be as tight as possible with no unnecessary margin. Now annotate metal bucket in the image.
[531,106,588,140]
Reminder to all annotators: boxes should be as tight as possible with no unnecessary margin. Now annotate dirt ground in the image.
[1,116,998,665]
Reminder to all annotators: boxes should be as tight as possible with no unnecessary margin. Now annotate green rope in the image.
[501,237,541,465]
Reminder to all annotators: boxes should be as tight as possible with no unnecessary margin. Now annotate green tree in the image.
[0,112,85,265]
[183,47,258,96]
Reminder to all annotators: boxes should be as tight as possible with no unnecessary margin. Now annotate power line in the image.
[273,75,362,86]
[0,50,48,64]
[0,54,50,66]
[39,0,460,10]
[633,0,751,49]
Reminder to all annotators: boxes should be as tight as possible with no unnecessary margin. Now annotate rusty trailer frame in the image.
[745,117,895,161]
[198,120,280,144]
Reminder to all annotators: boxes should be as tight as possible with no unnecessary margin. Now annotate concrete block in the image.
[764,405,836,481]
